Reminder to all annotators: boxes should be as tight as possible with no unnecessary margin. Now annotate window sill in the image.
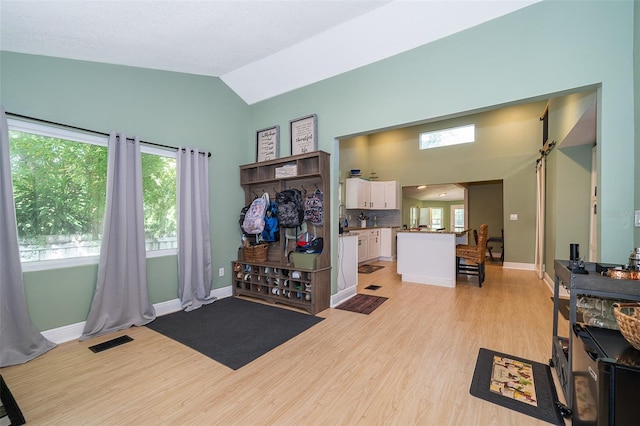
[21,249,177,272]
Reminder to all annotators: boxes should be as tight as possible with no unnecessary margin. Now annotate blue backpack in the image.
[262,201,280,242]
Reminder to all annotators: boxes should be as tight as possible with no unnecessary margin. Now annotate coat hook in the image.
[301,185,307,194]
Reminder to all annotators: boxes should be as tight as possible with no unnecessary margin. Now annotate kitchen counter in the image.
[396,230,468,287]
[344,226,400,232]
[397,228,469,236]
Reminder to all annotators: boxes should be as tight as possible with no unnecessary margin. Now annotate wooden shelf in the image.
[232,262,330,315]
[236,151,331,314]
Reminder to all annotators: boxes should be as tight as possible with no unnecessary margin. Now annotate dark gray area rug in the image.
[470,348,564,425]
[146,297,323,370]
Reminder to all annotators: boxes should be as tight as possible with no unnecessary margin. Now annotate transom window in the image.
[419,124,475,150]
[8,119,177,267]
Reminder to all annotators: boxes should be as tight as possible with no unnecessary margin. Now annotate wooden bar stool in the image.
[455,224,488,286]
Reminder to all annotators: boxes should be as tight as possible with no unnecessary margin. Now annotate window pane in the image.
[409,206,418,228]
[419,207,430,226]
[10,129,107,262]
[419,124,475,150]
[9,124,178,263]
[430,208,443,228]
[141,153,177,251]
[454,208,465,228]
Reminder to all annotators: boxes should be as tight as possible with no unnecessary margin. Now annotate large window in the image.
[8,120,177,266]
[419,124,475,150]
[410,206,444,229]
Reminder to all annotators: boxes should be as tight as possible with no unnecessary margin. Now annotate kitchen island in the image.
[396,229,469,287]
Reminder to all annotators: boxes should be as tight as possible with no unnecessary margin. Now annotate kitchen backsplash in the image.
[344,209,401,228]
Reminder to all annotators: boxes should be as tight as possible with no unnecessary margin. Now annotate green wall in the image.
[249,0,635,274]
[467,183,504,242]
[0,0,637,331]
[544,91,598,278]
[1,52,249,330]
[339,99,538,263]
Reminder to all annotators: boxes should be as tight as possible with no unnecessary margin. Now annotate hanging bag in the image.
[304,188,324,225]
[276,188,304,228]
[242,192,269,235]
[261,200,280,242]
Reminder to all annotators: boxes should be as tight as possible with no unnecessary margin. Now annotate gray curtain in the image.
[177,147,215,311]
[81,132,155,340]
[0,106,56,366]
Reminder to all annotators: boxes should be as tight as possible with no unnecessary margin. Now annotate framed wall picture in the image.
[290,114,317,155]
[256,125,280,162]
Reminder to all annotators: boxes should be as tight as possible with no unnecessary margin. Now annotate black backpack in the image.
[276,188,304,228]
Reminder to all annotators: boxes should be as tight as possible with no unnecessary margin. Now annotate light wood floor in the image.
[1,261,569,425]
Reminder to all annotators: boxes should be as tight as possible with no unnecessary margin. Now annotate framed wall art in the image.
[256,125,280,162]
[290,114,317,156]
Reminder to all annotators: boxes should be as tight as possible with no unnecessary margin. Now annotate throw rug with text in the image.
[469,348,564,425]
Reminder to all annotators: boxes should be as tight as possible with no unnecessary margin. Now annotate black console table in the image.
[551,260,640,412]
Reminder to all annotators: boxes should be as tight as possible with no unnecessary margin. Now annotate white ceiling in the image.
[0,0,539,105]
[403,183,465,201]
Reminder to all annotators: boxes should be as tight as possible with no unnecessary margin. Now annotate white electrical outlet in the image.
[218,267,224,277]
[635,210,640,227]
[509,213,518,221]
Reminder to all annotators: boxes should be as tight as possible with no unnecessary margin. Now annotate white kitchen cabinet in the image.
[370,181,400,210]
[380,227,397,260]
[346,178,370,209]
[356,232,368,262]
[347,178,399,210]
[367,229,380,260]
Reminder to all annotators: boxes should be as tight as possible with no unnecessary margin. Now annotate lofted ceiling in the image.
[0,0,540,105]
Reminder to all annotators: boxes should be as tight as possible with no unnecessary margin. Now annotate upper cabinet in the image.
[370,180,400,210]
[345,178,371,209]
[346,178,399,210]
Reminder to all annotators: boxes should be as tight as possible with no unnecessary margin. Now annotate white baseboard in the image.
[502,262,534,271]
[331,286,357,307]
[543,271,569,299]
[42,321,86,345]
[42,285,234,344]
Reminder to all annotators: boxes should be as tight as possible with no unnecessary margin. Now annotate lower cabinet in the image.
[351,229,382,263]
[356,233,368,263]
[232,261,331,315]
[367,229,380,260]
[380,227,397,260]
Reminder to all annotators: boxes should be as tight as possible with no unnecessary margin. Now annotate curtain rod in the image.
[6,111,211,158]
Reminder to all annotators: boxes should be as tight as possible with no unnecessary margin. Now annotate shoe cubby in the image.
[232,261,330,314]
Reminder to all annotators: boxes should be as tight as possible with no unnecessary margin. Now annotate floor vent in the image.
[88,335,133,353]
[365,284,381,290]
